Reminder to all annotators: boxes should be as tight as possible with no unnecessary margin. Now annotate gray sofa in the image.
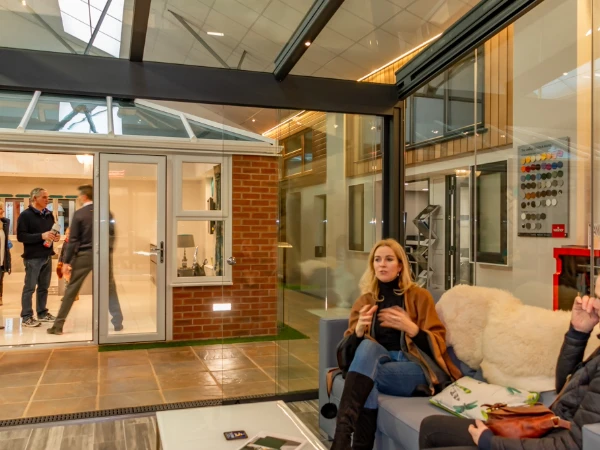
[318,317,600,450]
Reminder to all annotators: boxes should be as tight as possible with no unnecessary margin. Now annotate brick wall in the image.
[172,155,279,340]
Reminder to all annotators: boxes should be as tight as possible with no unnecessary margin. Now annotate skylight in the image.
[58,0,125,57]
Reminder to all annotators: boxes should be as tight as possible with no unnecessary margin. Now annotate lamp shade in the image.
[177,234,195,248]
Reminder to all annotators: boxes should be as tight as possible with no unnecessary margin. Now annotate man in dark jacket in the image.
[419,285,600,450]
[47,185,123,334]
[17,188,58,328]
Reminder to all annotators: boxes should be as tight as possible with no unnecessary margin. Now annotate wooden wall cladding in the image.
[266,111,327,188]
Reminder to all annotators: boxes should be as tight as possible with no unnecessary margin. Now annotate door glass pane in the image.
[456,173,472,285]
[181,163,222,212]
[107,162,158,336]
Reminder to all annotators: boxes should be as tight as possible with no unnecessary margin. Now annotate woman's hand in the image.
[571,295,600,333]
[468,420,489,445]
[378,306,419,337]
[355,304,378,338]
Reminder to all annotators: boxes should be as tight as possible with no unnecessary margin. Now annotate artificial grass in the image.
[98,323,308,352]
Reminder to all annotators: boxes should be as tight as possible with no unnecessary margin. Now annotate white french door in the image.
[98,154,167,344]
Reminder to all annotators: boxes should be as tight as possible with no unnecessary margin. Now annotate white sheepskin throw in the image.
[436,285,522,370]
[480,301,600,392]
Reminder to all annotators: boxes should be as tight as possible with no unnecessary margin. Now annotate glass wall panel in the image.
[405,52,477,294]
[405,0,594,313]
[269,109,382,392]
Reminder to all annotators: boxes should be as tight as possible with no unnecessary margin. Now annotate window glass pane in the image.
[360,117,381,160]
[413,97,444,142]
[304,131,313,171]
[188,119,259,141]
[0,91,32,129]
[478,173,503,253]
[176,220,224,277]
[28,95,109,134]
[349,184,365,251]
[181,163,222,212]
[284,135,302,154]
[284,156,302,177]
[112,101,188,138]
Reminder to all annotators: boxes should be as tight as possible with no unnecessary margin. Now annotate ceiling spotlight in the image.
[422,188,429,191]
[563,72,568,76]
[252,118,256,122]
[207,31,224,36]
[334,124,338,128]
[371,126,376,130]
[21,0,26,5]
[305,41,311,47]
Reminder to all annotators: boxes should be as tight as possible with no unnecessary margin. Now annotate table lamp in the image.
[177,234,195,269]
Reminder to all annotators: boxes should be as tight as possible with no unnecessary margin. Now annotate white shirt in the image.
[83,201,93,207]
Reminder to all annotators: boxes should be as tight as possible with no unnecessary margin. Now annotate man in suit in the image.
[47,185,123,334]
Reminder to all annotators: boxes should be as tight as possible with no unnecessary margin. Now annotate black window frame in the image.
[471,160,508,265]
[406,47,485,149]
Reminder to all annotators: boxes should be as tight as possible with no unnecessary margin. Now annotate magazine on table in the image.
[236,431,306,449]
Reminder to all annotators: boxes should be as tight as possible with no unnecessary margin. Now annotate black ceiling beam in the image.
[395,0,542,99]
[273,0,344,81]
[0,47,397,116]
[129,0,152,62]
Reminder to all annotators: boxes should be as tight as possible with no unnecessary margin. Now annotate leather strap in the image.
[326,368,343,398]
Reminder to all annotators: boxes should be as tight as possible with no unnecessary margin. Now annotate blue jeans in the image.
[21,256,52,319]
[348,339,427,409]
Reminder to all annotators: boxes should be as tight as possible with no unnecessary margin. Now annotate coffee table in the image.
[156,401,328,450]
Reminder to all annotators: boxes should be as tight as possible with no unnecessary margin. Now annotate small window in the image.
[281,130,313,178]
[181,162,221,212]
[472,161,508,265]
[349,185,365,251]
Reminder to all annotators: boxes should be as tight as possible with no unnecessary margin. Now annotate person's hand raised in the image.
[378,306,419,337]
[355,304,378,338]
[571,295,600,334]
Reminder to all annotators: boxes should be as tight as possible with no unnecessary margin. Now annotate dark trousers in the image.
[21,256,51,319]
[0,269,4,298]
[53,251,123,330]
[419,415,478,450]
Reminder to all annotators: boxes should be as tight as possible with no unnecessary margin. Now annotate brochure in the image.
[237,431,306,449]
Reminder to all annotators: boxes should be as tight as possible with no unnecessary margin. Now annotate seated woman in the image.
[332,239,462,450]
[419,289,600,450]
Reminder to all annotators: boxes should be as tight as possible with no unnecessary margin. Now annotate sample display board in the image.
[518,138,569,237]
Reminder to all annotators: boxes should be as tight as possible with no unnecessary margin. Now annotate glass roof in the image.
[143,0,312,71]
[0,0,480,81]
[0,0,133,57]
[0,90,272,144]
[293,0,476,80]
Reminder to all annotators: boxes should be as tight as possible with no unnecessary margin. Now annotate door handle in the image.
[150,242,164,263]
[227,256,236,266]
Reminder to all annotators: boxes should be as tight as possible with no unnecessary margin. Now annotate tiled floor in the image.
[0,400,331,450]
[0,341,320,420]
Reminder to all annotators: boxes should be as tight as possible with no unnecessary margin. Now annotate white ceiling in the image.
[144,0,478,79]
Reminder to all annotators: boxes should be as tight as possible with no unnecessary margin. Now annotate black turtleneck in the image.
[370,279,433,357]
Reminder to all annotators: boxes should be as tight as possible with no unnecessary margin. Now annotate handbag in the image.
[336,334,360,375]
[56,262,64,279]
[482,403,571,439]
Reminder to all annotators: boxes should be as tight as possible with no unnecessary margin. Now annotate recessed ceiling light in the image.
[21,0,26,5]
[422,188,429,191]
[304,41,311,47]
[252,119,256,122]
[207,31,224,36]
[563,72,568,76]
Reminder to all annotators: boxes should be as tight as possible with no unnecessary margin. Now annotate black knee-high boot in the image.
[352,408,378,450]
[331,372,375,450]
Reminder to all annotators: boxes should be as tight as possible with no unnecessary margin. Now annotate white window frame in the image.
[172,155,233,286]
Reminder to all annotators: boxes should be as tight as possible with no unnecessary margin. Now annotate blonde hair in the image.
[359,238,415,298]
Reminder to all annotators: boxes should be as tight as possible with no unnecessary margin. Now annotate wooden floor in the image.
[0,400,331,450]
